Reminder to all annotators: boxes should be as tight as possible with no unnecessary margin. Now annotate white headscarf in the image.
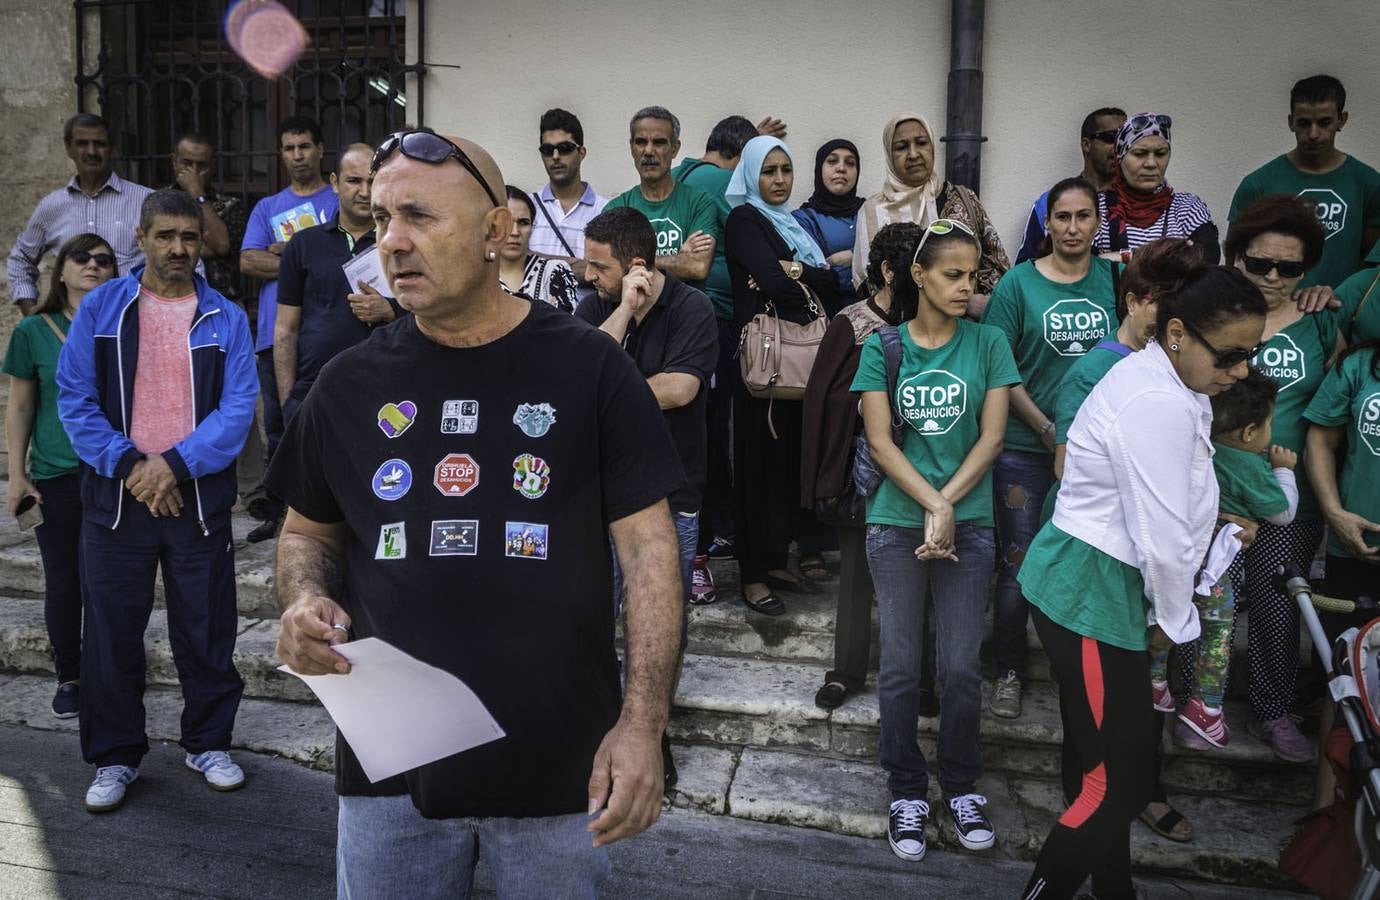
[851,113,944,289]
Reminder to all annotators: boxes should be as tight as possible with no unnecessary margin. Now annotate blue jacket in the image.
[56,269,258,531]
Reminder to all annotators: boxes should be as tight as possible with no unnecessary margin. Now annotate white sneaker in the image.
[85,765,138,813]
[948,793,996,850]
[185,750,246,791]
[887,798,929,861]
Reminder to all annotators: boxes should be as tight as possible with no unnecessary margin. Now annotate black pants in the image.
[698,318,739,553]
[34,474,83,684]
[1024,608,1153,900]
[733,385,802,585]
[79,500,243,767]
[256,349,284,462]
[826,525,874,690]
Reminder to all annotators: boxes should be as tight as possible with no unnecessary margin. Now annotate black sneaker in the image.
[661,732,678,790]
[246,517,280,544]
[888,798,929,861]
[947,793,995,850]
[706,537,735,560]
[51,682,79,719]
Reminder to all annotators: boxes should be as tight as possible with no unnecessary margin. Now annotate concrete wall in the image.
[0,2,80,334]
[410,0,1380,258]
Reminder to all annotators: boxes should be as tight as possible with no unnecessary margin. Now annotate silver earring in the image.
[1170,343,1179,351]
[486,250,496,261]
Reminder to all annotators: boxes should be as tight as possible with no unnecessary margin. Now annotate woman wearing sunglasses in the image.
[1218,195,1339,763]
[3,233,118,719]
[1018,265,1266,899]
[854,219,1020,862]
[1093,113,1220,265]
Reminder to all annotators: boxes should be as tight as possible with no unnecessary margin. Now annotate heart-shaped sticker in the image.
[377,401,417,438]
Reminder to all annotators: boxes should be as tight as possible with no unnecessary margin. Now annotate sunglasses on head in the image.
[1128,113,1173,132]
[1181,318,1264,370]
[69,249,115,268]
[1241,254,1307,280]
[538,141,579,158]
[912,218,976,264]
[371,130,501,208]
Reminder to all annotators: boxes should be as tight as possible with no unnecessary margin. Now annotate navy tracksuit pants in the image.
[79,498,243,768]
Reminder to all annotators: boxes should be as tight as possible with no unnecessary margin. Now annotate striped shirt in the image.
[528,182,607,260]
[1093,190,1214,255]
[7,172,154,303]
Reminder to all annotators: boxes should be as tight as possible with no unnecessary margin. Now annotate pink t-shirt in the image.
[129,287,198,454]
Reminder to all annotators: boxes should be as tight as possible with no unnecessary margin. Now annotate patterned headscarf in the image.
[1108,112,1175,229]
[1115,112,1172,161]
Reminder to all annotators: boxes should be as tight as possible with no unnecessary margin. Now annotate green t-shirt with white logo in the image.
[851,318,1021,528]
[1229,154,1380,290]
[1250,307,1342,519]
[1337,264,1380,345]
[982,258,1119,454]
[605,181,720,295]
[1303,347,1380,557]
[1211,443,1288,521]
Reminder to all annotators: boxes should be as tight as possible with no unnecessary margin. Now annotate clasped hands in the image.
[125,453,182,517]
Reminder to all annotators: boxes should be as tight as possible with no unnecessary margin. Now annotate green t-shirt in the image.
[1019,523,1150,651]
[1229,154,1380,290]
[1250,307,1341,519]
[605,180,720,296]
[850,318,1021,528]
[1337,265,1380,345]
[1053,341,1130,445]
[981,258,1118,454]
[1303,348,1380,558]
[1,313,79,480]
[1212,443,1288,520]
[671,158,733,320]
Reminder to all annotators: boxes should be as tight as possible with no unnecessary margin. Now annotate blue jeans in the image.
[612,510,697,652]
[336,794,610,899]
[867,523,995,799]
[992,449,1055,678]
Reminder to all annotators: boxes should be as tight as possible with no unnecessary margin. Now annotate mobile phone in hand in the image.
[15,495,43,531]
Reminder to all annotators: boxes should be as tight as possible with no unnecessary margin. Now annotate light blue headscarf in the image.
[724,136,826,267]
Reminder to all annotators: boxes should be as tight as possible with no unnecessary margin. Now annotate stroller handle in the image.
[1273,564,1358,614]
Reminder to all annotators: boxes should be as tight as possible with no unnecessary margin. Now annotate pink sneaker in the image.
[1151,680,1176,712]
[690,555,717,605]
[1174,698,1229,749]
[1250,715,1316,763]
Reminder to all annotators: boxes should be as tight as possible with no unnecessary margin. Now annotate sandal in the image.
[1137,805,1193,843]
[764,572,822,596]
[742,591,786,617]
[798,553,831,583]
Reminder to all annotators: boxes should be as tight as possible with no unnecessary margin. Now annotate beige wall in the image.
[412,0,1380,258]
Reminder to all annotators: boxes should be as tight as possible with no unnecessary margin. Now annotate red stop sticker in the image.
[433,454,480,497]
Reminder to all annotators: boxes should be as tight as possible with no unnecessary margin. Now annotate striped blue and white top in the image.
[1093,189,1215,255]
[6,173,154,303]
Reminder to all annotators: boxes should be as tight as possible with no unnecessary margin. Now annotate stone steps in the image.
[0,671,1306,890]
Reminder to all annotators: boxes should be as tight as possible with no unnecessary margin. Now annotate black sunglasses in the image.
[1181,318,1264,370]
[69,249,115,268]
[371,131,500,208]
[538,141,579,158]
[1241,254,1307,280]
[1090,129,1118,144]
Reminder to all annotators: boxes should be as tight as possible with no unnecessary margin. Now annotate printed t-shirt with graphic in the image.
[1337,254,1380,344]
[242,184,338,352]
[604,181,719,294]
[850,318,1020,528]
[981,258,1118,454]
[1,313,78,479]
[670,158,734,319]
[129,288,198,454]
[263,302,683,818]
[1303,347,1380,557]
[1230,155,1380,290]
[1212,443,1289,521]
[1249,306,1341,519]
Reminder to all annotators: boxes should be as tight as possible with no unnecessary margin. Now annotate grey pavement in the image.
[0,724,1304,900]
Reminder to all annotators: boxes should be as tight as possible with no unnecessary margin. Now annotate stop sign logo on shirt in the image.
[1252,334,1306,393]
[896,369,968,436]
[1298,188,1347,240]
[1043,298,1110,357]
[434,453,480,497]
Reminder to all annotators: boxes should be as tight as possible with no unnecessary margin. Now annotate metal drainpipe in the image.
[942,0,986,194]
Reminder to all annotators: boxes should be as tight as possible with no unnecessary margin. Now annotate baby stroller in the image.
[1276,564,1380,900]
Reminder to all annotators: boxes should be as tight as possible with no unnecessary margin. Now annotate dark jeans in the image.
[256,349,285,463]
[992,449,1055,678]
[79,501,243,767]
[868,523,994,799]
[698,317,739,553]
[33,474,83,684]
[1026,608,1154,900]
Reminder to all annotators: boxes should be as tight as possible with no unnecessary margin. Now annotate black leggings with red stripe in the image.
[1023,609,1156,900]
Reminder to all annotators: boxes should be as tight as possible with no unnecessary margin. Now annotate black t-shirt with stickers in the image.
[264,300,683,819]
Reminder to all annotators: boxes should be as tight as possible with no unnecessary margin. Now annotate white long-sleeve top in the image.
[1052,340,1216,644]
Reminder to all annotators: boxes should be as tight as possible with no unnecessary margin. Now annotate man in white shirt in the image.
[529,108,607,282]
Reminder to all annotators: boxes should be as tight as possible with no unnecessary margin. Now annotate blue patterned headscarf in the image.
[724,136,826,267]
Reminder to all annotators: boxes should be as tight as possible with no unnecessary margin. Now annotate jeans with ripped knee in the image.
[992,449,1055,680]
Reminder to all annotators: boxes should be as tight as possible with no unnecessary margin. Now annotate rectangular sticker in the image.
[441,400,479,434]
[375,521,406,560]
[429,519,479,557]
[504,522,548,560]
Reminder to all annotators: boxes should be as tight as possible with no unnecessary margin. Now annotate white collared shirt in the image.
[1052,340,1217,643]
[528,182,607,259]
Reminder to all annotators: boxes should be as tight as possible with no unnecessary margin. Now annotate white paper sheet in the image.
[341,245,395,298]
[279,637,504,782]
